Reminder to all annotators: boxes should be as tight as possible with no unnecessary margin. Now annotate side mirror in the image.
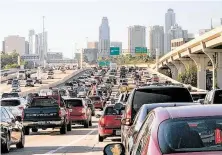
[121,118,132,126]
[16,116,22,122]
[103,143,125,155]
[96,114,101,118]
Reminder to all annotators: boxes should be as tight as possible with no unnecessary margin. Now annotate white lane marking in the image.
[44,129,97,155]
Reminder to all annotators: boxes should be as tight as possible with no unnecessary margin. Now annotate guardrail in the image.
[147,68,207,92]
[19,69,88,97]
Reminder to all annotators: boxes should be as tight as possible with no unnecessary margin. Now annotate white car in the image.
[0,97,27,116]
[77,88,87,97]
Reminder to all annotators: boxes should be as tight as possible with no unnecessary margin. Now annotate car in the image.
[203,89,222,104]
[190,91,208,102]
[84,98,95,116]
[151,74,159,82]
[47,72,54,79]
[97,103,125,142]
[23,96,71,135]
[1,106,25,153]
[25,79,35,87]
[89,96,104,110]
[125,102,199,154]
[104,104,222,155]
[1,92,19,99]
[11,83,21,92]
[64,98,92,128]
[77,87,88,98]
[34,78,42,84]
[12,79,20,86]
[1,97,28,118]
[121,86,194,147]
[7,78,13,85]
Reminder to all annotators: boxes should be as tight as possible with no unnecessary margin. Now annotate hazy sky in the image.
[1,0,222,58]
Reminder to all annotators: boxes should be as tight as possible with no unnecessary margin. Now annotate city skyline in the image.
[0,1,222,57]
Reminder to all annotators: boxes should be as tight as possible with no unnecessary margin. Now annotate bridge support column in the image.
[167,63,178,80]
[190,54,208,90]
[179,58,194,69]
[203,49,222,89]
[171,60,185,78]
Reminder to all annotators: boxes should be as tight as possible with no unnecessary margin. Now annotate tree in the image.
[178,65,197,87]
[1,52,20,69]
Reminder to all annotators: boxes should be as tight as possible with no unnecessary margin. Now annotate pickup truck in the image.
[23,96,71,135]
[202,89,222,104]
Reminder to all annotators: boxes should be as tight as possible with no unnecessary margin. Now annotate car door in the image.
[2,108,19,143]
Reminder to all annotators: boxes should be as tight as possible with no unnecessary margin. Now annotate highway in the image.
[0,70,75,93]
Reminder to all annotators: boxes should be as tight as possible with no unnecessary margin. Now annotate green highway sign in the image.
[98,61,110,67]
[135,47,148,55]
[110,47,120,56]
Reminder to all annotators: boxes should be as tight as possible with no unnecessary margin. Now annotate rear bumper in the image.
[94,103,103,109]
[23,120,63,128]
[70,115,87,124]
[98,127,121,137]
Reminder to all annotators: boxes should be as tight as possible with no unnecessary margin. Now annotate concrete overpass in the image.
[153,26,222,90]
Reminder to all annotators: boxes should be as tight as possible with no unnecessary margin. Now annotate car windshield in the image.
[31,98,58,107]
[27,80,32,82]
[89,96,101,101]
[2,93,19,98]
[214,90,222,104]
[1,100,20,106]
[133,88,193,112]
[65,99,82,107]
[158,116,222,153]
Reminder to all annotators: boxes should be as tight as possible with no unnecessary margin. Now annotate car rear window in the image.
[89,96,101,101]
[158,117,222,153]
[2,93,19,98]
[31,98,58,107]
[105,106,125,115]
[133,88,193,112]
[65,99,83,107]
[214,90,222,104]
[1,100,21,106]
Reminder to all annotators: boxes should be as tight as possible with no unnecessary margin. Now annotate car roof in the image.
[190,91,208,95]
[1,97,21,101]
[159,105,222,119]
[136,85,185,90]
[63,97,82,100]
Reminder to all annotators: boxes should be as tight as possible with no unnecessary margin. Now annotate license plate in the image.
[69,109,72,112]
[38,121,49,125]
[115,130,121,136]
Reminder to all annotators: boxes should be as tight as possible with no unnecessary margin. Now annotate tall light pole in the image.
[42,16,45,67]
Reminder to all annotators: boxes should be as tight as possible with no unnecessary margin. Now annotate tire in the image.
[1,133,10,153]
[84,120,89,128]
[24,127,30,135]
[67,122,72,131]
[32,128,38,132]
[16,131,25,148]
[92,112,95,116]
[89,119,92,126]
[60,123,67,134]
[100,108,103,111]
[98,134,104,142]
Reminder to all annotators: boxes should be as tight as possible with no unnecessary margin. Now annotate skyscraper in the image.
[128,25,146,55]
[164,8,176,54]
[148,25,164,58]
[35,32,48,63]
[28,29,35,54]
[4,35,25,55]
[87,41,98,49]
[98,17,110,58]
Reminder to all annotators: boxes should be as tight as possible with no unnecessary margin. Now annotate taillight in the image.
[59,110,62,117]
[99,116,105,127]
[82,108,86,114]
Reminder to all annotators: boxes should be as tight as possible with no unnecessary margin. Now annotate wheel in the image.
[16,130,25,148]
[1,133,10,153]
[60,123,67,134]
[92,112,95,116]
[100,108,103,111]
[67,121,72,131]
[84,120,89,128]
[89,119,92,126]
[31,128,38,132]
[98,134,104,142]
[24,127,30,135]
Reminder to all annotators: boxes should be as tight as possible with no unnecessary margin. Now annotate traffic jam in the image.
[1,65,222,155]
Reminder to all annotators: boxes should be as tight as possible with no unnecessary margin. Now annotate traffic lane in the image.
[6,111,108,155]
[0,70,74,93]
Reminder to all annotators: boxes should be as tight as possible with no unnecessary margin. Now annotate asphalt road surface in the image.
[6,110,119,155]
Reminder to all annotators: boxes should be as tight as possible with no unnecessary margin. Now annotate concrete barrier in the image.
[147,68,207,92]
[19,69,88,96]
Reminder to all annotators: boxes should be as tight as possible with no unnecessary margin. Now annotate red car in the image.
[63,98,92,128]
[89,96,104,110]
[97,104,124,142]
[104,105,222,155]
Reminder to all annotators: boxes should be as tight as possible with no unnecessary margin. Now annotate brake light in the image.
[99,116,105,127]
[82,108,86,114]
[59,110,62,117]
